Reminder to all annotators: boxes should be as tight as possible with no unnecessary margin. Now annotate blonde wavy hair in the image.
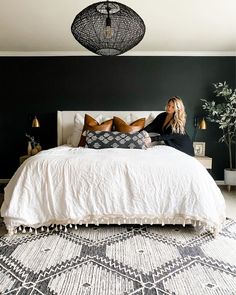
[165,96,186,134]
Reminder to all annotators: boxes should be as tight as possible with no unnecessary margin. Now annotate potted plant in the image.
[201,81,236,191]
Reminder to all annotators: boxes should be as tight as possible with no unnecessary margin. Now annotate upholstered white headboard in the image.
[57,111,162,146]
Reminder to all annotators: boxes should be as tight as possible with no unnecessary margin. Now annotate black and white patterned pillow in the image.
[85,130,148,149]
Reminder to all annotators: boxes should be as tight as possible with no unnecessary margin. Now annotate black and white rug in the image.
[0,219,236,295]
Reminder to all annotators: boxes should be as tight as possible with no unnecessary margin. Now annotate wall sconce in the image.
[198,118,207,130]
[193,117,207,141]
[32,116,40,128]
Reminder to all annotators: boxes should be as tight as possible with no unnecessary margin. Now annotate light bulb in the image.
[104,16,113,39]
[104,25,113,39]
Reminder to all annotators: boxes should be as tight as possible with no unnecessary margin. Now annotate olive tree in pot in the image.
[201,82,236,191]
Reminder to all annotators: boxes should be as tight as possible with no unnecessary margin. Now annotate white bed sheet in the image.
[1,145,226,235]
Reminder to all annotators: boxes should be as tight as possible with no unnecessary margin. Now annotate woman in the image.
[144,96,194,156]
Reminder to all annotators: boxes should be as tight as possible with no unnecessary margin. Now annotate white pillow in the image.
[119,113,133,125]
[145,113,156,127]
[131,113,156,127]
[67,113,103,147]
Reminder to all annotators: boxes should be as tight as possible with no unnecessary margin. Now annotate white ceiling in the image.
[0,0,236,56]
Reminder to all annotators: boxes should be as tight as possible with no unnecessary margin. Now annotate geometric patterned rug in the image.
[0,219,236,295]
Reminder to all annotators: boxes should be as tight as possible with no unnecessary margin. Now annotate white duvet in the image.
[1,145,226,235]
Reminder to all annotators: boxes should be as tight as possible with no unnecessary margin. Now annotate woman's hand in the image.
[142,131,152,148]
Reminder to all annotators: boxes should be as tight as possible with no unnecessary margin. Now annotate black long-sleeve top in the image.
[144,112,194,156]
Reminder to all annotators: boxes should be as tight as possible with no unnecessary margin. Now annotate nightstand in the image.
[195,156,212,169]
[19,155,31,165]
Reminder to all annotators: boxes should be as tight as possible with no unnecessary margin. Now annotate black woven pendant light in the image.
[71,1,145,56]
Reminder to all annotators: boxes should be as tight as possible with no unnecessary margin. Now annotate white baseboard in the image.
[215,180,225,185]
[0,179,10,184]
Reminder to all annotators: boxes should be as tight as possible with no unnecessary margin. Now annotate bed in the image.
[1,111,226,236]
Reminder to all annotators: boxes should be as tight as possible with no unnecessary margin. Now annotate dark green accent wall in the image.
[0,56,235,180]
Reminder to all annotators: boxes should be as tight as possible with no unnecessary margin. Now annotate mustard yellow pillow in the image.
[113,116,145,133]
[78,114,113,147]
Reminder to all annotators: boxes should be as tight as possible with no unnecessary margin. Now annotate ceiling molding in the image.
[0,51,235,57]
[1,0,235,54]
